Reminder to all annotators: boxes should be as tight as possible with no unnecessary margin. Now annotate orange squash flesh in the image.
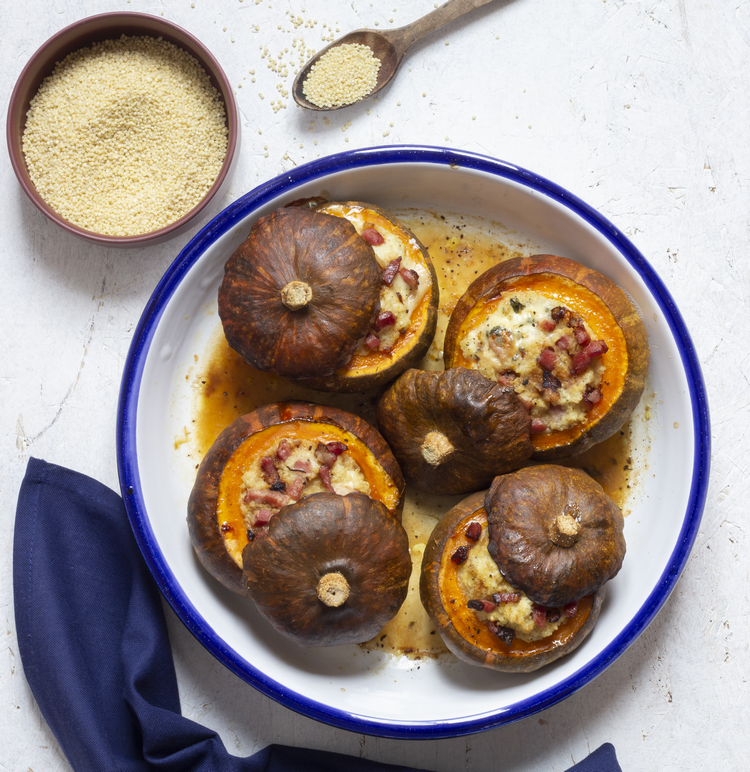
[449,272,630,456]
[217,420,402,566]
[438,509,594,660]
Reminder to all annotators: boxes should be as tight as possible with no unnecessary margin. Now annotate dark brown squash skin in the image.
[485,465,625,608]
[298,201,439,393]
[242,492,412,647]
[218,206,381,380]
[443,254,650,459]
[376,368,532,495]
[187,401,406,596]
[420,491,605,673]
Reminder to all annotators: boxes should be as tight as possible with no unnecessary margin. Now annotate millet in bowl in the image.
[7,12,239,247]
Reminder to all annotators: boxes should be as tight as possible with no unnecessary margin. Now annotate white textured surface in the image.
[0,1,743,770]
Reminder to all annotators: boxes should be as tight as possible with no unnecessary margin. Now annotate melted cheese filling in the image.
[239,437,370,526]
[457,528,567,642]
[458,290,605,431]
[318,203,430,352]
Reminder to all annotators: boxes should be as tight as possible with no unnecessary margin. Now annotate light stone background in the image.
[1,0,746,770]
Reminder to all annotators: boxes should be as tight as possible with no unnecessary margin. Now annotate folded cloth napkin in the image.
[13,458,621,772]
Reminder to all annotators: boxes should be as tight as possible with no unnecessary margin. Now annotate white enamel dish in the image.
[117,146,709,738]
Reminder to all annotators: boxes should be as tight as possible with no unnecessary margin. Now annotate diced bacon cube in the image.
[286,477,304,501]
[372,311,397,331]
[253,508,275,526]
[584,339,609,358]
[539,318,557,333]
[381,257,402,286]
[243,489,290,508]
[361,227,385,245]
[276,438,292,461]
[364,332,381,350]
[573,325,591,347]
[537,347,557,371]
[318,464,335,493]
[314,442,337,466]
[572,339,608,375]
[572,349,592,375]
[289,458,312,474]
[555,335,571,350]
[532,605,548,628]
[398,266,419,289]
[486,621,515,646]
[583,386,603,412]
[451,546,469,564]
[465,521,482,541]
[530,419,547,433]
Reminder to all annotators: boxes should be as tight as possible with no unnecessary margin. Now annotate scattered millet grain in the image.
[22,35,228,237]
[302,43,381,108]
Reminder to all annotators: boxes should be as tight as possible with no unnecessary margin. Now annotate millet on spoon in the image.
[292,0,500,111]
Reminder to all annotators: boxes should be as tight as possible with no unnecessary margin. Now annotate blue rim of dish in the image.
[117,145,710,739]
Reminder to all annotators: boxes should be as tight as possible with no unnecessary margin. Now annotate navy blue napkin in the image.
[13,458,621,772]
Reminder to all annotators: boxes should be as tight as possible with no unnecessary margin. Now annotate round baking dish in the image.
[117,145,709,737]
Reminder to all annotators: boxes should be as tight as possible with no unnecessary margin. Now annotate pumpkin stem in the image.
[549,511,580,547]
[281,280,313,310]
[317,571,350,607]
[421,431,455,466]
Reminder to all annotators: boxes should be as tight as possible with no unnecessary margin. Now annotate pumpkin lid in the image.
[377,367,532,495]
[484,465,626,607]
[242,492,411,647]
[218,206,382,379]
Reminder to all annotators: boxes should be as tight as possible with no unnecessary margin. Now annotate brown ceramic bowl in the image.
[6,12,239,247]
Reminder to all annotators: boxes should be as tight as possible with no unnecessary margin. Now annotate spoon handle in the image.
[387,0,499,55]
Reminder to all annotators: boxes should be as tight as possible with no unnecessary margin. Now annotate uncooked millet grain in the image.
[22,35,228,237]
[302,43,381,108]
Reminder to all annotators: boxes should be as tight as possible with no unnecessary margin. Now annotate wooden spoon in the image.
[292,0,500,111]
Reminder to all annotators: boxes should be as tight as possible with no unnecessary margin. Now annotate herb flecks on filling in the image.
[458,290,608,433]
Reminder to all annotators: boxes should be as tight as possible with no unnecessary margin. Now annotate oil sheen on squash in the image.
[183,210,637,662]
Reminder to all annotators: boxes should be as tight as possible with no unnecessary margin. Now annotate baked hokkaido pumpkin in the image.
[187,401,405,596]
[443,255,649,459]
[419,490,606,673]
[485,465,626,608]
[218,206,382,380]
[376,367,532,495]
[293,199,439,392]
[242,492,411,647]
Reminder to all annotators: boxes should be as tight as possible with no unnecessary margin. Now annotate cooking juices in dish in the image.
[185,209,647,662]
